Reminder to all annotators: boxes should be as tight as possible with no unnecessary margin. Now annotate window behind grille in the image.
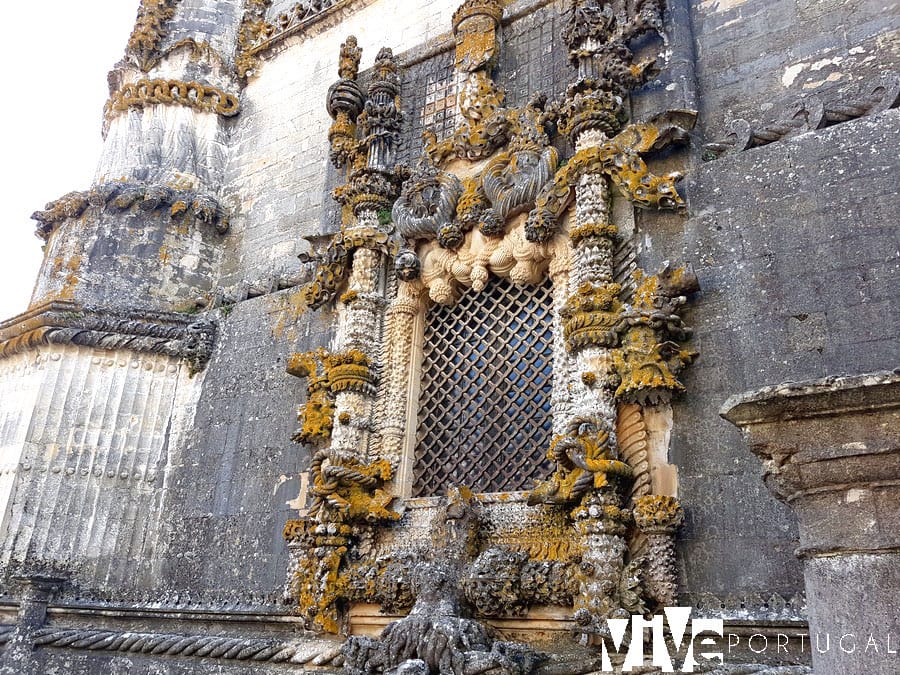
[413,276,555,496]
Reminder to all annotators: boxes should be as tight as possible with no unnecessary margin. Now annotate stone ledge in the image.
[0,301,216,373]
[720,370,900,425]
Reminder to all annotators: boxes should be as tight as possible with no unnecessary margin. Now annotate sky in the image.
[1,2,142,321]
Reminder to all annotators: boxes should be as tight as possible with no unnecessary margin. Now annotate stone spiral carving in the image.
[30,627,344,666]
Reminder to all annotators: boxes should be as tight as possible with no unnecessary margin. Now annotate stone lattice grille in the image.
[413,277,555,496]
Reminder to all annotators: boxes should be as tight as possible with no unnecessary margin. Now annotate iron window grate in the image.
[413,276,555,496]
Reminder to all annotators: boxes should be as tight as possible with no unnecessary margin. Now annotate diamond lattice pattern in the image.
[413,276,555,496]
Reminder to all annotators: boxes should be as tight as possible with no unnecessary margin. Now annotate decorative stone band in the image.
[0,301,216,374]
[703,72,900,160]
[684,591,808,622]
[27,626,344,667]
[237,0,366,79]
[103,78,240,131]
[31,180,228,240]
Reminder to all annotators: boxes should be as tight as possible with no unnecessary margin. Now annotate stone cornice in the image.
[720,370,900,426]
[30,180,229,241]
[703,73,900,160]
[0,301,216,374]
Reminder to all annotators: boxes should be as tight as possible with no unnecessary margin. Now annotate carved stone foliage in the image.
[613,264,699,404]
[31,181,229,240]
[0,301,216,374]
[461,547,579,616]
[525,112,695,244]
[301,37,406,310]
[104,78,240,131]
[236,0,273,79]
[286,346,402,633]
[301,226,396,310]
[283,0,699,654]
[125,0,181,71]
[392,159,463,241]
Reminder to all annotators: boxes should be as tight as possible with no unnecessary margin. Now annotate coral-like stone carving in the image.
[634,495,684,608]
[284,441,400,632]
[341,487,544,674]
[524,115,694,244]
[301,226,396,310]
[302,38,407,309]
[287,350,335,444]
[482,96,560,224]
[613,264,699,404]
[561,281,624,352]
[520,0,698,642]
[125,0,180,71]
[236,0,273,79]
[284,0,700,650]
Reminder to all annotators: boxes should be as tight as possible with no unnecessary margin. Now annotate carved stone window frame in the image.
[287,0,700,646]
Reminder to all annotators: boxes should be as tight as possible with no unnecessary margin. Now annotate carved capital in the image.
[634,495,684,534]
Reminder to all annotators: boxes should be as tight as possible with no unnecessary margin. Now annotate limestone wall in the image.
[219,0,462,288]
[0,346,198,597]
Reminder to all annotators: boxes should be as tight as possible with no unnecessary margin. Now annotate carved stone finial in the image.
[562,0,666,95]
[452,0,504,72]
[338,35,363,80]
[125,0,180,71]
[452,0,504,34]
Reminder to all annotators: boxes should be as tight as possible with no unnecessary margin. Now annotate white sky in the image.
[1,2,141,321]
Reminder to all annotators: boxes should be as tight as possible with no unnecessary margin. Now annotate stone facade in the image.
[0,0,897,673]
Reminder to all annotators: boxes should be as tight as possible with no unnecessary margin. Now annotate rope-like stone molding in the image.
[703,72,899,160]
[104,79,240,131]
[0,301,216,374]
[30,626,343,667]
[31,181,228,240]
